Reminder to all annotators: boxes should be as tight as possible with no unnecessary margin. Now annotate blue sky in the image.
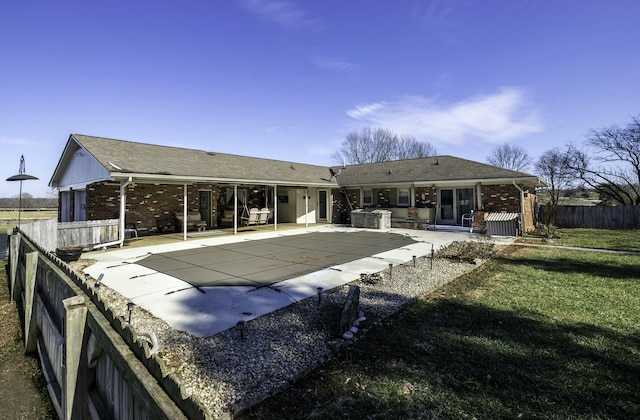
[1,0,638,197]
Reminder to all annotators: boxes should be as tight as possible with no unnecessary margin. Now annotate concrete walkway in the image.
[83,225,491,337]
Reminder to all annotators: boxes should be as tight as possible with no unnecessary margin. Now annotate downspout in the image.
[92,177,132,250]
[513,181,525,235]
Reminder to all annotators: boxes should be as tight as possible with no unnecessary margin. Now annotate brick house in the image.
[49,134,545,242]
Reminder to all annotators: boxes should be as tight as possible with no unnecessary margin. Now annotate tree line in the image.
[335,115,639,215]
[0,194,58,209]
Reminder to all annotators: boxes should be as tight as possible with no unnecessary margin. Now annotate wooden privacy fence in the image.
[14,219,120,251]
[19,218,57,251]
[57,219,120,249]
[539,205,640,229]
[8,231,208,420]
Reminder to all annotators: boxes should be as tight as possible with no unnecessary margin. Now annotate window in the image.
[398,188,410,206]
[363,189,372,206]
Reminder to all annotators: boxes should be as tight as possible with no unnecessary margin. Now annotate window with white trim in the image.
[398,188,410,206]
[363,189,373,206]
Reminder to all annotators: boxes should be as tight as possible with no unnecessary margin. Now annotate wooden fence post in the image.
[63,296,88,420]
[9,233,20,302]
[24,251,39,353]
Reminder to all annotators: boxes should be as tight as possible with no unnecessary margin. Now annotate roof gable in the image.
[68,134,337,186]
[49,135,112,189]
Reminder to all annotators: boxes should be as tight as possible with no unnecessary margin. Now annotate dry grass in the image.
[0,262,56,418]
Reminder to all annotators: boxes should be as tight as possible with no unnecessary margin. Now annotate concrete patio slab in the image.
[82,225,488,337]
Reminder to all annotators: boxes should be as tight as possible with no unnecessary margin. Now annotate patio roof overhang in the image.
[109,172,336,188]
[414,176,547,188]
[339,176,547,189]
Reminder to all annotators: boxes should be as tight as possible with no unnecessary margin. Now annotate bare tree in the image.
[486,143,530,171]
[565,115,640,205]
[534,148,574,225]
[396,135,437,160]
[333,127,436,164]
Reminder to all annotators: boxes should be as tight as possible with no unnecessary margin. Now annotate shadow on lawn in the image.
[245,298,640,419]
[492,254,640,281]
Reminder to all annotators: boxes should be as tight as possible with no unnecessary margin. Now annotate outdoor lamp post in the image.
[127,302,135,323]
[6,155,38,231]
[237,320,245,340]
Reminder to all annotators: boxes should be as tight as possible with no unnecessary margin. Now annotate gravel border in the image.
[74,250,487,419]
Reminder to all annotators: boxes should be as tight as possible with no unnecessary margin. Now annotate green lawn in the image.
[242,246,640,419]
[558,228,640,252]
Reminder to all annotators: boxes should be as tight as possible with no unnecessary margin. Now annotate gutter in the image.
[92,177,132,249]
[110,173,337,188]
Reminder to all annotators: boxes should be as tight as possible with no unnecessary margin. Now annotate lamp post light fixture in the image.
[237,320,245,340]
[6,155,39,231]
[430,244,435,269]
[95,273,103,292]
[127,302,135,323]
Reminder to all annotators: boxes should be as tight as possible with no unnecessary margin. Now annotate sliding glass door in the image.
[439,188,474,225]
[439,189,454,223]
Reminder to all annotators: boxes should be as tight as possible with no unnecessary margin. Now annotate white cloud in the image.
[423,0,457,26]
[346,102,385,119]
[345,87,542,145]
[240,0,321,30]
[311,56,363,73]
[0,135,40,146]
[411,0,458,26]
[263,123,277,134]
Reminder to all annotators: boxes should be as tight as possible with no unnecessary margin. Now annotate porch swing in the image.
[240,186,271,226]
[240,186,260,226]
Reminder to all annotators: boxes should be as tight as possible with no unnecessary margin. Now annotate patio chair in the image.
[461,210,474,232]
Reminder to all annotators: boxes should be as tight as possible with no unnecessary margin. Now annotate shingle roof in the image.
[52,134,543,188]
[331,156,542,186]
[71,134,337,186]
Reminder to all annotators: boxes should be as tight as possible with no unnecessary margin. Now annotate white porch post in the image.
[183,184,187,241]
[234,185,238,235]
[410,186,416,207]
[476,182,483,209]
[274,185,278,231]
[305,188,309,227]
[119,180,128,248]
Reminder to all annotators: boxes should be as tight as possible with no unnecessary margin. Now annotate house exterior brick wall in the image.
[331,188,360,224]
[479,184,537,232]
[480,184,521,213]
[86,182,222,233]
[414,186,437,208]
[376,189,392,207]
